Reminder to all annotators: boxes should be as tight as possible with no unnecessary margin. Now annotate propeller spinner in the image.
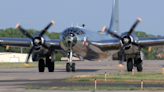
[16,21,55,66]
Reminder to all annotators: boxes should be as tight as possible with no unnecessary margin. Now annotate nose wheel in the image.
[66,63,76,72]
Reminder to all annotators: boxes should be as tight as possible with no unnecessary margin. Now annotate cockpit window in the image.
[62,27,85,36]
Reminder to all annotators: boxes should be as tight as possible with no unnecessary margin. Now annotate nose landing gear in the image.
[66,48,76,72]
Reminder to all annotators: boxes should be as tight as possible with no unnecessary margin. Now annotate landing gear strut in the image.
[66,48,76,72]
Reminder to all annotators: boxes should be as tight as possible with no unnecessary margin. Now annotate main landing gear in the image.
[126,53,143,72]
[66,49,76,72]
[38,56,55,72]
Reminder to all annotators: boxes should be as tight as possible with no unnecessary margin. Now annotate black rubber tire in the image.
[137,58,143,72]
[66,63,70,72]
[38,59,45,72]
[48,61,54,72]
[127,58,133,72]
[72,63,76,72]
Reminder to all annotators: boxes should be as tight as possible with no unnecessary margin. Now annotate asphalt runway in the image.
[0,60,164,92]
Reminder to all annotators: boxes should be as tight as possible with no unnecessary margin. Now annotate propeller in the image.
[108,18,142,66]
[16,21,55,66]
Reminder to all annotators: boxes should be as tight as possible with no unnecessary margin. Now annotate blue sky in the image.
[0,0,164,36]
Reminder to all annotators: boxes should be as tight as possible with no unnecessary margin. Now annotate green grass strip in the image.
[26,85,164,90]
[67,72,164,80]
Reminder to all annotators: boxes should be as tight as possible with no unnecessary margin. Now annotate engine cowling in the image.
[32,33,50,51]
[120,32,140,55]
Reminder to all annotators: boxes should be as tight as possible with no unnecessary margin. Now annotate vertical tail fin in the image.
[107,0,120,35]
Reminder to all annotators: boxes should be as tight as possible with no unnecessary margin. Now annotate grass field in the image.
[26,85,164,90]
[66,72,164,84]
[0,62,65,68]
[25,72,164,90]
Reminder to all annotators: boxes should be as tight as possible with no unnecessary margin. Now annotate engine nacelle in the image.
[120,32,141,55]
[32,33,50,51]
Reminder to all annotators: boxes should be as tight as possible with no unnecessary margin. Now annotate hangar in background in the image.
[0,52,32,62]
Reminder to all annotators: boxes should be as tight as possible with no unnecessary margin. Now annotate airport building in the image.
[0,52,32,62]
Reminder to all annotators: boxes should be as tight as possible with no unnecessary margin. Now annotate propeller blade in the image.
[120,47,125,55]
[127,18,142,36]
[108,31,122,40]
[25,46,34,65]
[16,23,33,40]
[119,55,124,64]
[131,42,146,48]
[131,42,140,47]
[39,20,55,37]
[42,44,49,50]
[118,56,124,67]
[102,26,106,32]
[122,43,129,48]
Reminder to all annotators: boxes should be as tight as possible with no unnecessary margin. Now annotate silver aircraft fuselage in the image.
[59,26,119,60]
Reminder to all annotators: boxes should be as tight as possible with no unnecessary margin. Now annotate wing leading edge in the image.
[139,37,164,47]
[90,36,164,51]
[90,39,120,51]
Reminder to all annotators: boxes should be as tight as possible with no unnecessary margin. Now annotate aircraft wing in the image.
[0,37,61,50]
[0,38,31,48]
[138,37,164,47]
[49,39,61,50]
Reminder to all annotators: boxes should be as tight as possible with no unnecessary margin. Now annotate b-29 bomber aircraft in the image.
[0,0,163,72]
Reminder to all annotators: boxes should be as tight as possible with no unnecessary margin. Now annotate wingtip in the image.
[51,20,55,24]
[138,17,142,21]
[16,23,20,28]
[24,63,29,66]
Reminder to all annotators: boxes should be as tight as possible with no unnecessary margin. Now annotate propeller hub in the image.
[122,36,131,45]
[33,37,43,46]
[123,38,129,44]
[34,38,40,45]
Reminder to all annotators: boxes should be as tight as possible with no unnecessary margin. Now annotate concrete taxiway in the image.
[0,60,164,92]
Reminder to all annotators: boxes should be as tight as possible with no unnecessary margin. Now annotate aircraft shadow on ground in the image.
[56,69,99,72]
[0,71,37,73]
[0,69,99,73]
